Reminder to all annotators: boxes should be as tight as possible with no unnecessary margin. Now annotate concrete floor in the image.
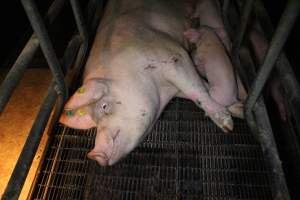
[0,69,53,199]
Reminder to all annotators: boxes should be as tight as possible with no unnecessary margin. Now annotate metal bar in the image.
[254,0,300,137]
[245,0,300,128]
[67,0,89,91]
[1,84,58,200]
[222,0,231,18]
[239,48,291,200]
[0,37,39,112]
[0,0,66,113]
[70,0,88,42]
[21,0,68,101]
[232,0,254,59]
[224,2,291,198]
[26,0,104,197]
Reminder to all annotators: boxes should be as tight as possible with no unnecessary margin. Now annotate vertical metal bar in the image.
[67,0,89,90]
[224,1,291,198]
[0,0,66,113]
[21,0,68,101]
[222,0,231,18]
[240,48,291,200]
[70,0,88,42]
[245,0,300,127]
[232,0,254,59]
[1,85,58,200]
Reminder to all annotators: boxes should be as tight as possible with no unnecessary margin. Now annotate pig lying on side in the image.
[60,0,235,166]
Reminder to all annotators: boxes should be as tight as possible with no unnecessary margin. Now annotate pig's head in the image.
[60,78,158,166]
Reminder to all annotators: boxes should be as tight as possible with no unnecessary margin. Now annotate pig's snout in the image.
[87,128,128,166]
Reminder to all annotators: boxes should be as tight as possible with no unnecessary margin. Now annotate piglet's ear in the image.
[64,79,108,109]
[183,28,201,43]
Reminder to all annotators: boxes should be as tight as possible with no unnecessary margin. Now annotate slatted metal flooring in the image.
[30,98,273,199]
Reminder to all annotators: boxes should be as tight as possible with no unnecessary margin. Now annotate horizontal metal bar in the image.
[245,0,300,126]
[1,83,58,200]
[0,0,66,113]
[21,0,68,101]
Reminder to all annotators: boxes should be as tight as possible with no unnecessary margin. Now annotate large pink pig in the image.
[60,0,234,166]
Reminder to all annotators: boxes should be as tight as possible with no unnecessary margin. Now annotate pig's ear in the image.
[183,28,201,43]
[64,79,108,109]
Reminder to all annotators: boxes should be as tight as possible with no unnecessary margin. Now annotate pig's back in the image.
[83,0,189,80]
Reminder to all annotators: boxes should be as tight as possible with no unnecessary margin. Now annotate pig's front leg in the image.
[164,51,233,132]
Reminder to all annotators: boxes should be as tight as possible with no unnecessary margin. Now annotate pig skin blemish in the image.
[171,57,179,63]
[144,64,157,70]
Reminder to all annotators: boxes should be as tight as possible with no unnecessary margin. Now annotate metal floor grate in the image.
[30,98,273,199]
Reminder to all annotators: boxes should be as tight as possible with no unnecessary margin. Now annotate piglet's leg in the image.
[164,52,233,132]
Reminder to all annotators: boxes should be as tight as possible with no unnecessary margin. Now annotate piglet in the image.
[184,27,244,119]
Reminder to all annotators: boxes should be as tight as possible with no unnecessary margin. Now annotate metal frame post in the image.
[245,0,300,128]
[0,0,66,112]
[21,0,68,101]
[1,0,92,198]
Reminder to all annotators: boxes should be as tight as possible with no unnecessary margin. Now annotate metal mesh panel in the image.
[31,98,273,200]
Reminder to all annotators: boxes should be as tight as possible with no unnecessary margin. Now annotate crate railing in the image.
[0,0,102,199]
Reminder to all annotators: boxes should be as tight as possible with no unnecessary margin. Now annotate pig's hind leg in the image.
[164,51,233,132]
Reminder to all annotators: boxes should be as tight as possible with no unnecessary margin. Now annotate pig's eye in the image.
[102,103,107,110]
[101,102,110,113]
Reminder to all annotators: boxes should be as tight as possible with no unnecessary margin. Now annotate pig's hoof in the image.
[228,102,244,119]
[207,110,233,133]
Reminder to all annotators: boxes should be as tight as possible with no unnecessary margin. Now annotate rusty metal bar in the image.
[245,0,300,128]
[0,0,66,113]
